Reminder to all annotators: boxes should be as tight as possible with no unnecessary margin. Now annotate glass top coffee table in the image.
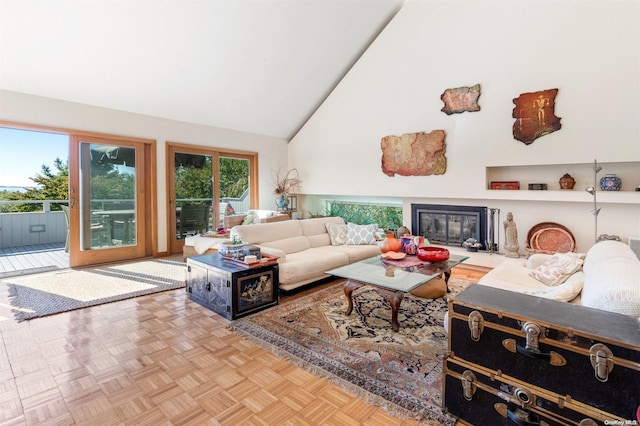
[326,254,469,332]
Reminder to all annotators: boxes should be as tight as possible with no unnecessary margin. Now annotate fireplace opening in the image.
[411,204,488,250]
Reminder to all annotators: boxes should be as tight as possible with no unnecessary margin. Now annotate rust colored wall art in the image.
[380,130,447,177]
[441,84,481,115]
[512,88,561,144]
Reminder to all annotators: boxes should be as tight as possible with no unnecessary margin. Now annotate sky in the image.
[0,127,68,187]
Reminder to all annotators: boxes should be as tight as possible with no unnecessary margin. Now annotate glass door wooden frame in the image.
[166,142,259,255]
[0,120,158,267]
[69,135,155,267]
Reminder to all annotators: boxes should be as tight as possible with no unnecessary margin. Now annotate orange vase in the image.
[380,232,402,253]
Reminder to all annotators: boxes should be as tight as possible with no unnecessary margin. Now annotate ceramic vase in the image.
[380,232,401,253]
[600,174,622,191]
[559,173,575,190]
[275,194,289,209]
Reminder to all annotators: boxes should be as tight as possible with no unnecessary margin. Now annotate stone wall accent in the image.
[380,130,447,177]
[440,84,481,115]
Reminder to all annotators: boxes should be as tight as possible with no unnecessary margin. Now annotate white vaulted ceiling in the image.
[0,0,404,139]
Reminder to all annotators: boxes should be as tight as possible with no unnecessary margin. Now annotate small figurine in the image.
[503,212,520,258]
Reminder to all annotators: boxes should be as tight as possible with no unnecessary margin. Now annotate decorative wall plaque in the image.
[441,84,481,115]
[512,88,561,144]
[380,130,447,177]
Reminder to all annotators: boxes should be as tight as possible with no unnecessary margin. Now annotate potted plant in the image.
[219,235,248,259]
[272,168,302,209]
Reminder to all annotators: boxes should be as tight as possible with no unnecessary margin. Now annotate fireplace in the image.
[411,204,488,250]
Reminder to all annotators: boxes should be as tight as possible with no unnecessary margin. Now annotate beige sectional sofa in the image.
[230,217,382,292]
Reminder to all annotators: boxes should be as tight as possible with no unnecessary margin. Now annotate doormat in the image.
[232,277,472,425]
[3,257,185,321]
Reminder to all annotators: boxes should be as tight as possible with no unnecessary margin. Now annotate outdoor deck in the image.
[0,243,69,278]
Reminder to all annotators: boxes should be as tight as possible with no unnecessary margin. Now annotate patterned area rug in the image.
[233,276,472,425]
[3,257,185,321]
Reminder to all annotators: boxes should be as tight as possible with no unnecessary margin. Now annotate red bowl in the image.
[416,246,450,262]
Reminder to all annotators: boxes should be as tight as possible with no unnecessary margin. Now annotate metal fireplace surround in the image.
[411,204,488,250]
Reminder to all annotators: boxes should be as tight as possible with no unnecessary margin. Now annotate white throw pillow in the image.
[345,223,378,245]
[529,252,583,286]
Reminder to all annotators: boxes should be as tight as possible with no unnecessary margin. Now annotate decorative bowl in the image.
[416,246,450,262]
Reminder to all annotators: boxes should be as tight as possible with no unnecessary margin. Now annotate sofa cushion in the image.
[278,248,349,286]
[308,233,331,248]
[316,244,381,264]
[581,241,640,316]
[529,252,584,286]
[231,220,302,245]
[296,216,344,235]
[345,223,378,245]
[325,223,347,246]
[262,236,311,255]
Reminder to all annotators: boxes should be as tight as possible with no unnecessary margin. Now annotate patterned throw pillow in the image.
[345,223,378,245]
[529,253,584,286]
[242,212,256,225]
[325,223,347,246]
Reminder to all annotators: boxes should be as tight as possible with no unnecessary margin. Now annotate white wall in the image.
[290,0,640,253]
[0,90,289,253]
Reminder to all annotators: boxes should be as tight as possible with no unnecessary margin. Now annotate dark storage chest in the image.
[444,284,640,425]
[186,253,278,320]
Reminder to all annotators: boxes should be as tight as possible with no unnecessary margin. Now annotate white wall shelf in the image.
[482,189,640,205]
[485,161,640,205]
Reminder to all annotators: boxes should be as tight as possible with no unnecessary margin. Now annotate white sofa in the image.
[230,217,382,292]
[477,240,640,317]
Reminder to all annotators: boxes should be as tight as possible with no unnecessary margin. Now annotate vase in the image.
[599,174,622,191]
[380,232,401,253]
[275,194,289,209]
[559,173,575,190]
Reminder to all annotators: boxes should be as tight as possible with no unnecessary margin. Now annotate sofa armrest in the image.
[258,246,287,262]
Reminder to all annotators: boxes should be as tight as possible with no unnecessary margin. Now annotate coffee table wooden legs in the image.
[343,279,404,332]
[377,288,404,332]
[343,280,363,316]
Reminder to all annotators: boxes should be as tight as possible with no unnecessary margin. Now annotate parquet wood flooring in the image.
[0,264,485,425]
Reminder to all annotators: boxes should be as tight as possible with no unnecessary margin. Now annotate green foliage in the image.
[174,157,249,204]
[325,202,403,230]
[176,159,212,201]
[219,157,249,199]
[0,158,69,212]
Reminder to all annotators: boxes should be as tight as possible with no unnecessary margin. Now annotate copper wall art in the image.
[440,84,481,115]
[380,130,447,177]
[512,88,561,144]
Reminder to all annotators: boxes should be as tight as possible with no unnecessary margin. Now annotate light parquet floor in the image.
[0,264,485,426]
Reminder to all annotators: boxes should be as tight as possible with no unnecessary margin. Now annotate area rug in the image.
[3,257,185,321]
[232,277,472,425]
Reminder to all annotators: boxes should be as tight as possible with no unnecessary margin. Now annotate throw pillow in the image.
[529,252,584,286]
[242,212,256,225]
[345,223,378,245]
[325,223,347,246]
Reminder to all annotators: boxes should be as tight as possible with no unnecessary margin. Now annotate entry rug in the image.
[4,257,185,321]
[232,277,472,425]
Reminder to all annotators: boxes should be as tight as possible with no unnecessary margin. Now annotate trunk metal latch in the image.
[468,310,484,341]
[590,343,614,382]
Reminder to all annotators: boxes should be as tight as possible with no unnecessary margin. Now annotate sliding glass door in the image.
[69,136,147,266]
[167,143,257,254]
